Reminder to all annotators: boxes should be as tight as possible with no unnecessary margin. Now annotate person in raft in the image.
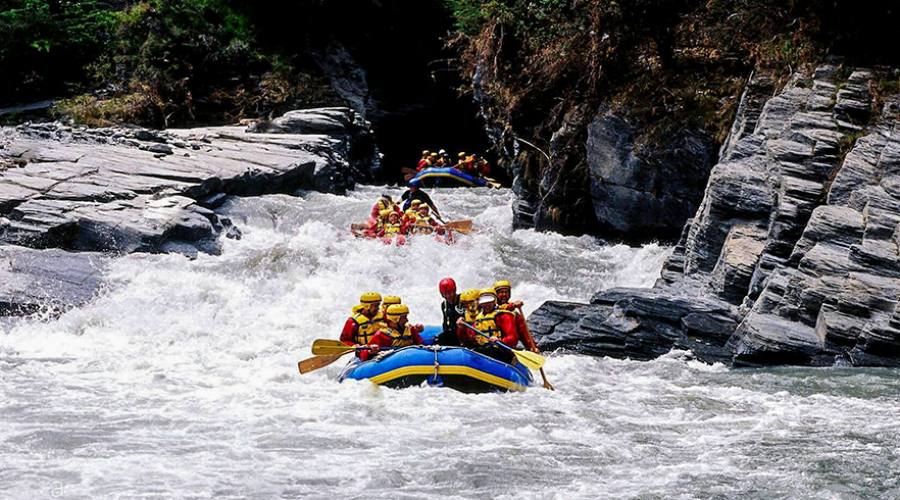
[436,277,462,346]
[493,279,537,352]
[410,204,444,235]
[377,210,407,245]
[360,304,425,361]
[458,288,481,324]
[458,288,520,364]
[401,179,442,220]
[380,295,401,318]
[340,292,384,356]
[416,150,432,172]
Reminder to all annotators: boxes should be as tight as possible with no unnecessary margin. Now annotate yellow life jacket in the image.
[384,222,402,235]
[463,305,479,323]
[473,309,512,345]
[352,311,384,345]
[381,324,417,347]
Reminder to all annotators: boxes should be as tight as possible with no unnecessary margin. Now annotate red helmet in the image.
[439,278,457,297]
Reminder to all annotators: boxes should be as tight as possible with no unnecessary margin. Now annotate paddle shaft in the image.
[515,305,555,391]
[458,321,545,370]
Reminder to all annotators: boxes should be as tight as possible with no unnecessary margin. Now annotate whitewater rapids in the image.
[1,187,899,498]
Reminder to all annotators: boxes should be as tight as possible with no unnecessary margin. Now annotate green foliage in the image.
[0,0,118,102]
[0,0,340,126]
[92,0,266,125]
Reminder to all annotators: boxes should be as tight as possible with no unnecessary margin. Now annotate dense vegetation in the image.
[0,0,341,126]
[445,0,898,144]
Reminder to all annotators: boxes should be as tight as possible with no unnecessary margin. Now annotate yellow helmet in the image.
[382,295,401,306]
[422,150,430,156]
[360,291,382,304]
[493,280,512,291]
[458,152,466,159]
[410,199,422,207]
[385,303,409,319]
[460,288,481,303]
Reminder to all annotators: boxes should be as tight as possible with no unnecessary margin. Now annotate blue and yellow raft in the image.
[409,167,492,188]
[338,326,534,393]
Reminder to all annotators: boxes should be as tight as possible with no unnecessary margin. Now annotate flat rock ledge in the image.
[530,65,900,367]
[0,107,378,317]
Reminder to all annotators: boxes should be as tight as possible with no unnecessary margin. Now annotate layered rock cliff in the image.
[530,65,900,367]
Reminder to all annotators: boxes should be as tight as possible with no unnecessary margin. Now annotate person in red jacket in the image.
[367,194,400,231]
[416,150,432,172]
[340,292,384,357]
[359,304,424,361]
[459,288,519,364]
[494,279,538,352]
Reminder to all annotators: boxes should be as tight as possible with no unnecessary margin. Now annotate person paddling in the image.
[340,292,384,356]
[459,288,519,363]
[401,180,442,221]
[436,278,462,346]
[380,295,401,317]
[494,279,537,352]
[360,304,425,361]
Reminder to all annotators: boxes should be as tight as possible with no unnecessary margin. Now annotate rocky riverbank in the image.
[0,107,377,316]
[530,65,900,367]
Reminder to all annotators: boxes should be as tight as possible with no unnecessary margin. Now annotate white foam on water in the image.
[2,186,899,498]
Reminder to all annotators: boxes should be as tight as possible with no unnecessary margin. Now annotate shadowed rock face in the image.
[0,107,378,316]
[530,65,900,367]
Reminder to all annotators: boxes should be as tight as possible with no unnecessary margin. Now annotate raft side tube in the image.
[339,345,533,393]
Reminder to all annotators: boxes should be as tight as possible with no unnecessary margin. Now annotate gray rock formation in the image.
[0,245,107,316]
[0,107,377,318]
[0,107,377,256]
[586,111,718,239]
[530,65,900,367]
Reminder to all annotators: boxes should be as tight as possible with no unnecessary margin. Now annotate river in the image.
[2,186,899,499]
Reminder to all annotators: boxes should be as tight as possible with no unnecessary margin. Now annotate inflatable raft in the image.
[338,327,534,393]
[409,167,492,188]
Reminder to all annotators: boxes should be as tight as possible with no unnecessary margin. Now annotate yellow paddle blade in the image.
[444,220,473,234]
[512,349,545,370]
[298,353,347,374]
[311,339,356,356]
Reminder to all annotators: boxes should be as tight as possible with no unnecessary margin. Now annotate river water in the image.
[1,186,899,499]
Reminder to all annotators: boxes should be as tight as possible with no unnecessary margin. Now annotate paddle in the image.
[312,339,363,356]
[298,353,349,374]
[515,305,555,391]
[443,220,473,234]
[458,321,545,370]
[482,176,503,189]
[298,341,380,375]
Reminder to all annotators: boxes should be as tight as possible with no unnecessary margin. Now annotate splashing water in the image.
[1,187,898,498]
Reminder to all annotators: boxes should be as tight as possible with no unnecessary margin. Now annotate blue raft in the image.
[338,326,534,393]
[409,167,490,188]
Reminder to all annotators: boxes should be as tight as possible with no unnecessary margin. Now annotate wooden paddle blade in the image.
[404,172,416,181]
[401,167,416,175]
[513,349,545,370]
[311,339,356,356]
[444,220,473,234]
[298,353,346,374]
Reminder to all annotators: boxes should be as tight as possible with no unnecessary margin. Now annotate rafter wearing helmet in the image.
[360,304,425,361]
